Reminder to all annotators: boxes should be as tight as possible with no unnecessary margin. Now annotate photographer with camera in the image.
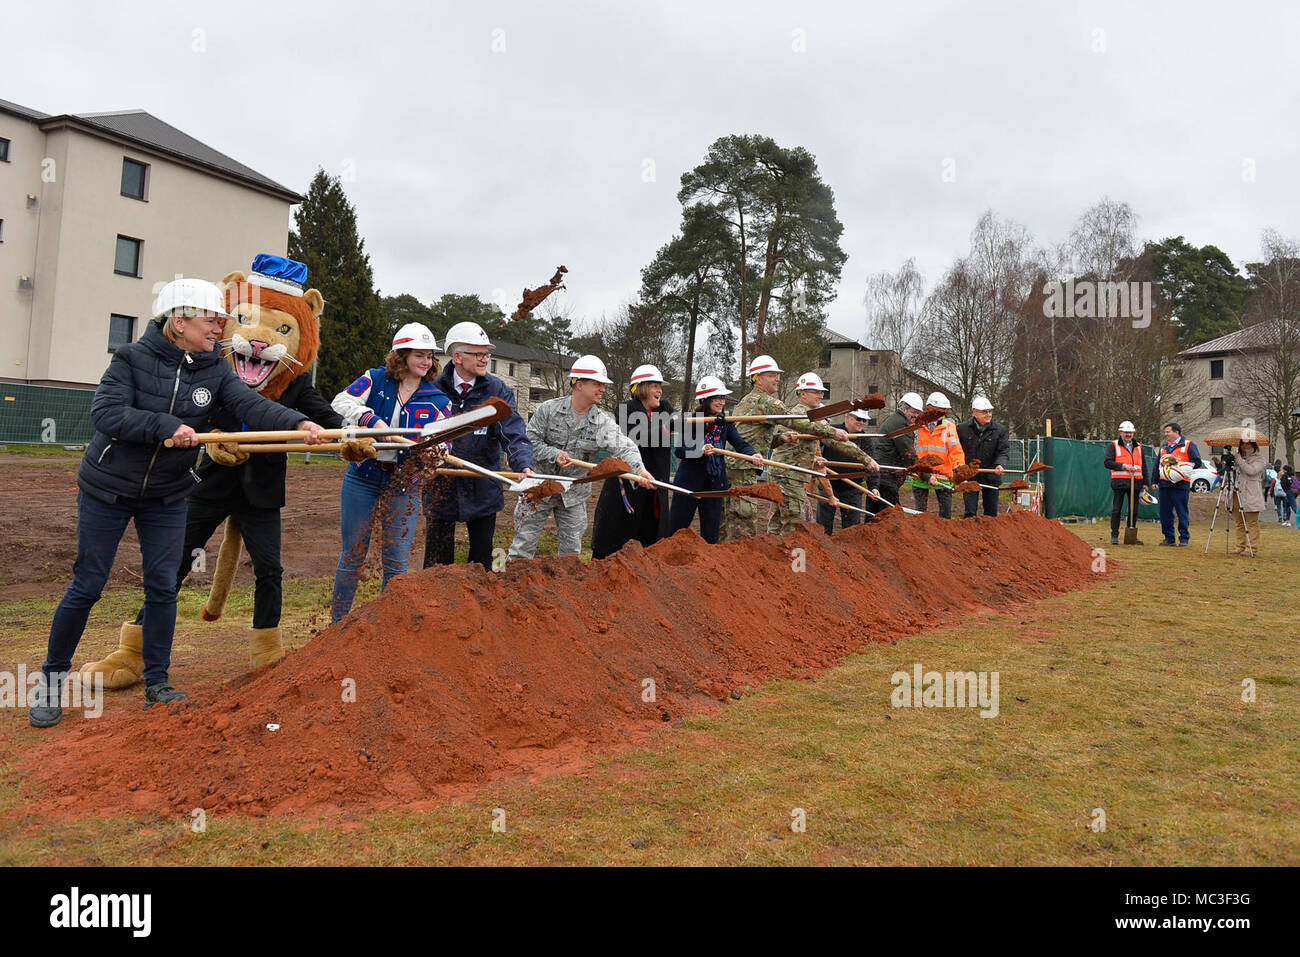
[1232,440,1267,556]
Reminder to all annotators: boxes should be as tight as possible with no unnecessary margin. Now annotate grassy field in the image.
[1,521,1296,865]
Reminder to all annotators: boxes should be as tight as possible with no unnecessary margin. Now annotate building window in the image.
[1210,397,1224,418]
[490,359,498,373]
[114,235,142,277]
[868,383,878,395]
[868,354,879,364]
[121,158,149,200]
[1173,402,1183,414]
[1209,359,1224,380]
[509,362,516,377]
[1173,368,1184,379]
[0,137,10,162]
[109,314,135,352]
[0,219,4,242]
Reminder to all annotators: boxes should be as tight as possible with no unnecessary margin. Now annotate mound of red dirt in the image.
[26,513,1103,817]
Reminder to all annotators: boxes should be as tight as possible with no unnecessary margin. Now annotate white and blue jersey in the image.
[331,367,451,478]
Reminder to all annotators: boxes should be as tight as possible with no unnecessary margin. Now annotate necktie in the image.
[459,383,471,397]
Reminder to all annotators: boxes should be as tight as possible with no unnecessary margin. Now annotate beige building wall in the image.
[0,114,48,381]
[1170,353,1270,450]
[2,116,293,387]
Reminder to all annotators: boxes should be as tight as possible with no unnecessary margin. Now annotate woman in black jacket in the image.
[591,364,675,559]
[31,279,324,728]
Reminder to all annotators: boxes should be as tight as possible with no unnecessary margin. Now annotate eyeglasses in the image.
[459,351,492,361]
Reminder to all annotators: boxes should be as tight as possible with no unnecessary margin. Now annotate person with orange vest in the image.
[1148,421,1204,546]
[907,392,965,518]
[1103,420,1145,545]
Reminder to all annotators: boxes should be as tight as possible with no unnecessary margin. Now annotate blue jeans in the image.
[1283,491,1296,523]
[331,466,419,622]
[1158,484,1191,543]
[44,491,187,687]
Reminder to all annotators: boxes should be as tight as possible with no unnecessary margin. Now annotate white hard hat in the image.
[747,354,783,377]
[695,375,732,400]
[1119,420,1136,432]
[152,278,232,320]
[795,372,826,393]
[630,364,665,386]
[570,355,613,384]
[849,409,873,422]
[971,396,993,412]
[900,392,924,411]
[443,321,493,353]
[925,392,951,410]
[392,323,437,351]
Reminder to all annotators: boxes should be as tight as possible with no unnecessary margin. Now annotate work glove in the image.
[204,431,249,467]
[340,437,378,463]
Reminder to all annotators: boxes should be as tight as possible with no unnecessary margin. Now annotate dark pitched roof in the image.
[0,97,49,122]
[1179,321,1281,357]
[31,106,300,203]
[490,339,575,366]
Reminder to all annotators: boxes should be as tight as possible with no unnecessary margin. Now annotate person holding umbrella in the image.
[1103,420,1145,545]
[1232,439,1267,556]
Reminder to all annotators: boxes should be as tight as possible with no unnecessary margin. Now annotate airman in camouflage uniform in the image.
[768,373,878,535]
[507,356,653,560]
[720,355,798,543]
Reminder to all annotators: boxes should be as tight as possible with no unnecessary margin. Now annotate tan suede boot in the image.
[80,622,144,689]
[249,626,284,669]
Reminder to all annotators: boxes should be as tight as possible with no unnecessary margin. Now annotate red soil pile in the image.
[523,479,566,505]
[737,482,784,505]
[1005,478,1030,491]
[574,457,632,483]
[26,513,1104,818]
[954,481,980,493]
[907,454,945,474]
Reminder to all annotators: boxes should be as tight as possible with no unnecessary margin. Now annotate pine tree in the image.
[289,169,387,399]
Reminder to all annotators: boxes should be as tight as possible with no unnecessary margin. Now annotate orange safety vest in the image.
[1110,440,1143,480]
[913,418,965,479]
[1162,440,1191,465]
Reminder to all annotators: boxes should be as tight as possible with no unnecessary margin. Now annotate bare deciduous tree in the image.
[1235,230,1300,465]
[864,258,926,397]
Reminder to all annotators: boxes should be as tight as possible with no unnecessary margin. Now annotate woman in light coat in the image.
[1233,441,1267,556]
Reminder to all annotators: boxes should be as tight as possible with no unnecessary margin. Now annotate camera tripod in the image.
[1203,459,1253,556]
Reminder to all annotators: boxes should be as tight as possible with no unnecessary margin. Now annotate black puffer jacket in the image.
[78,321,306,505]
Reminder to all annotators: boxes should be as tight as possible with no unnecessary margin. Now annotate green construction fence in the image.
[1031,436,1162,521]
[0,383,95,446]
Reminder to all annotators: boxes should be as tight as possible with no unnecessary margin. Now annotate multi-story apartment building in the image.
[1,97,300,390]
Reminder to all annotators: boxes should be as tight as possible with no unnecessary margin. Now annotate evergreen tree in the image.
[380,293,436,339]
[288,169,386,399]
[1146,236,1249,346]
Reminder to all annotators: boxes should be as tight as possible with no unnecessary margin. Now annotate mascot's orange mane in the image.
[220,275,323,402]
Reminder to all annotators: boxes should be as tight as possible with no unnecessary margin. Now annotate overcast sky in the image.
[6,0,1297,342]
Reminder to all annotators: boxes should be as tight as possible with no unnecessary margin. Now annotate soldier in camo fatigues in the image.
[768,372,878,535]
[507,356,652,560]
[721,354,799,543]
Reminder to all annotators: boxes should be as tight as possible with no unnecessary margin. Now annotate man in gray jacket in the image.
[507,355,653,560]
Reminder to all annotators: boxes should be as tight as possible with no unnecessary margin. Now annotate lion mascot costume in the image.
[81,253,362,687]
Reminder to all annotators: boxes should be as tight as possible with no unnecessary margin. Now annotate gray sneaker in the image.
[29,673,63,728]
[144,683,188,709]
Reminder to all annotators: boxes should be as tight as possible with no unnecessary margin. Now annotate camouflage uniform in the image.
[507,396,645,560]
[767,401,876,535]
[720,387,794,543]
